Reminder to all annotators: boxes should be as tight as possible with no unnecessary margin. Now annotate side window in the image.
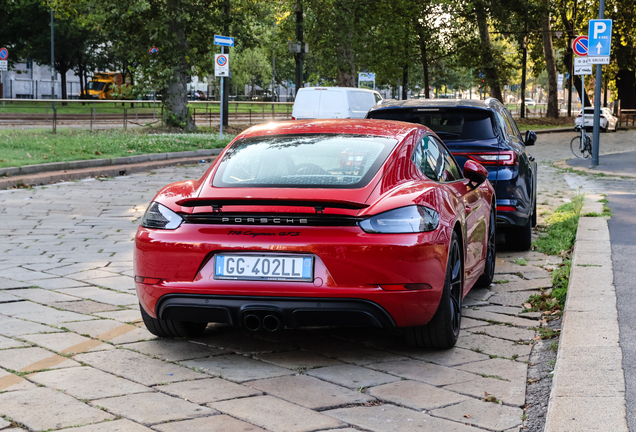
[503,108,523,141]
[374,92,382,104]
[430,136,462,182]
[412,135,444,181]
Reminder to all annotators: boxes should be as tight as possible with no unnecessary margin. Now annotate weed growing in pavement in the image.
[493,279,509,284]
[513,258,528,266]
[525,291,560,313]
[482,392,501,403]
[481,374,510,382]
[550,341,559,352]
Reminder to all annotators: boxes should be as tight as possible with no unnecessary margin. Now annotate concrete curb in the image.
[544,198,628,431]
[531,127,576,134]
[0,148,223,189]
[555,157,636,180]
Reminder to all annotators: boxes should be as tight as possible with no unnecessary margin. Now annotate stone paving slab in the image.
[430,398,523,430]
[183,354,295,383]
[159,377,260,404]
[124,339,225,362]
[56,286,138,306]
[64,319,157,344]
[8,288,80,304]
[245,375,375,409]
[456,333,533,359]
[0,346,80,372]
[0,292,21,303]
[463,308,537,328]
[0,301,96,325]
[22,331,113,354]
[29,366,152,399]
[457,358,527,383]
[153,415,267,432]
[325,404,482,432]
[0,367,37,392]
[368,379,470,410]
[490,277,553,292]
[254,350,344,370]
[0,334,29,350]
[75,349,204,386]
[52,300,120,314]
[0,387,113,431]
[211,395,345,432]
[193,332,294,354]
[0,277,32,289]
[0,315,61,337]
[467,324,536,342]
[30,277,90,290]
[391,346,489,366]
[367,360,478,387]
[306,364,400,390]
[443,376,526,407]
[65,419,153,432]
[94,308,142,322]
[92,392,215,425]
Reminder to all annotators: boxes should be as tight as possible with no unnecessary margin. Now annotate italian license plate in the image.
[214,254,314,281]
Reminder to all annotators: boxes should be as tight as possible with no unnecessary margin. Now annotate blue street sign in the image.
[214,35,234,47]
[573,36,588,57]
[0,48,8,60]
[588,19,612,57]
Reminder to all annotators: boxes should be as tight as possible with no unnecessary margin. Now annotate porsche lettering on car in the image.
[134,120,496,348]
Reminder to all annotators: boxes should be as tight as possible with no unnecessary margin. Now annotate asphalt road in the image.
[609,193,636,432]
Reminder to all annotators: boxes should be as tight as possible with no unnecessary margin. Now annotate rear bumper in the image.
[153,294,396,328]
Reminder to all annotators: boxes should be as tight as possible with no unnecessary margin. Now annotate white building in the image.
[1,61,81,99]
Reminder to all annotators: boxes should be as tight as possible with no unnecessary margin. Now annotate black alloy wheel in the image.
[475,209,496,288]
[405,231,463,348]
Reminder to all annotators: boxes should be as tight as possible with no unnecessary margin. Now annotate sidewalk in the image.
[565,150,636,179]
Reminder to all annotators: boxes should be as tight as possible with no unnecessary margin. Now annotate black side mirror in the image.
[525,130,537,146]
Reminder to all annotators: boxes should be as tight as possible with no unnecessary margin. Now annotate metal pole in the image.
[591,0,604,166]
[581,73,586,144]
[50,8,55,112]
[520,34,527,119]
[220,48,224,139]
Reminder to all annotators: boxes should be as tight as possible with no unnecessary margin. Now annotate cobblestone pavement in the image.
[0,131,633,432]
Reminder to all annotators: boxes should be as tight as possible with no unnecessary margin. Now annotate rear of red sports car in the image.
[134,120,494,348]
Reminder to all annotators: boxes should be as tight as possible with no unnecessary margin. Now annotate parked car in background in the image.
[574,107,618,132]
[518,98,536,107]
[291,87,383,120]
[367,98,537,251]
[135,119,495,348]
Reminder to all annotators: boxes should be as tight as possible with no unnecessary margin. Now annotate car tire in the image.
[405,231,462,349]
[475,209,496,288]
[505,215,532,251]
[532,197,537,228]
[140,304,208,338]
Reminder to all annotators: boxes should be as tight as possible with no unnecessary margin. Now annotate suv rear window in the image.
[213,134,397,188]
[369,108,496,141]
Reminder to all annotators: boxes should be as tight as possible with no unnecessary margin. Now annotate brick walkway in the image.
[0,131,632,432]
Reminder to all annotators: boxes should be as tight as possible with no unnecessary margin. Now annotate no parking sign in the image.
[215,54,229,77]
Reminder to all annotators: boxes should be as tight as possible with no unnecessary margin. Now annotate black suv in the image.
[367,98,537,250]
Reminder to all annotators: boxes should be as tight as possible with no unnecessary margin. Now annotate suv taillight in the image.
[458,151,518,166]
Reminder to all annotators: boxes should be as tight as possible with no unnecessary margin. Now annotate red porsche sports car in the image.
[134,120,496,348]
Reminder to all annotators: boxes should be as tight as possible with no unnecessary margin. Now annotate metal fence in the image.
[0,99,294,133]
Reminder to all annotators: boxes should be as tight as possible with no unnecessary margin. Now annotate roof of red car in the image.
[236,119,430,141]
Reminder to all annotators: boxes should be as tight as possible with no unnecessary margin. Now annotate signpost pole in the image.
[591,1,605,167]
[581,73,585,144]
[220,47,224,140]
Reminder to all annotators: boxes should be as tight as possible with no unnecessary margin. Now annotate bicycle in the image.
[570,126,592,159]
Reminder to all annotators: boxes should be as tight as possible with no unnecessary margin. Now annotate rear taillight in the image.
[458,151,518,166]
[600,115,605,118]
[497,205,517,212]
[577,115,582,117]
[291,116,296,120]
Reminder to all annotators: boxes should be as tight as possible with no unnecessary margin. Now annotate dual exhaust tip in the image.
[244,313,282,332]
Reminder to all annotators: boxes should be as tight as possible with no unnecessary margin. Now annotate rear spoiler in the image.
[175,197,369,214]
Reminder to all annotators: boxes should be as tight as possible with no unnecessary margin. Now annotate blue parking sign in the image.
[588,19,612,56]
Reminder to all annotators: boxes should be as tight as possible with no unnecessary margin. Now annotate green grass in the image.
[0,129,233,169]
[531,194,585,309]
[517,123,569,131]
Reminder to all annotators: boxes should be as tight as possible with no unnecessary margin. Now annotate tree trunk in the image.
[616,69,636,109]
[336,43,356,87]
[541,7,558,118]
[475,0,503,102]
[419,38,430,98]
[573,75,592,107]
[614,0,636,108]
[60,68,68,105]
[164,0,195,131]
[402,65,408,100]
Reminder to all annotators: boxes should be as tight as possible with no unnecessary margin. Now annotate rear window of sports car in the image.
[213,134,397,188]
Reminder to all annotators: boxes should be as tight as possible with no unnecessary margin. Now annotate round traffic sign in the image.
[573,36,588,57]
[216,55,227,66]
[149,46,158,55]
[0,48,8,61]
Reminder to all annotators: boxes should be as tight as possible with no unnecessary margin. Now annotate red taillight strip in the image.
[497,205,517,212]
[453,151,518,166]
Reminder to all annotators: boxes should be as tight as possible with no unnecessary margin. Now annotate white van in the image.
[292,87,383,120]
